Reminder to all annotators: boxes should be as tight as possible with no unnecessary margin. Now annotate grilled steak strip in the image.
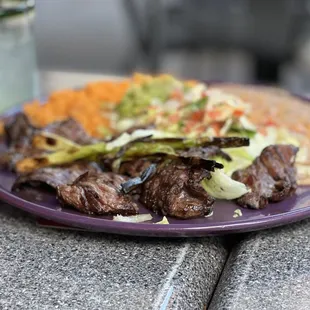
[178,146,232,162]
[57,172,139,215]
[232,144,299,209]
[4,113,35,148]
[119,146,230,177]
[12,162,101,191]
[140,161,215,219]
[43,118,96,145]
[1,113,95,171]
[119,158,156,177]
[4,113,95,147]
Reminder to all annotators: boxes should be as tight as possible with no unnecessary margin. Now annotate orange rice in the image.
[24,79,131,137]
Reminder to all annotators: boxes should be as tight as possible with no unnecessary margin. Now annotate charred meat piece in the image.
[57,172,139,215]
[178,146,232,162]
[119,158,155,177]
[140,162,215,219]
[119,146,229,177]
[107,124,155,141]
[1,113,95,171]
[232,145,299,209]
[12,162,101,191]
[210,137,249,148]
[44,118,95,145]
[4,113,94,147]
[0,149,42,171]
[4,113,36,148]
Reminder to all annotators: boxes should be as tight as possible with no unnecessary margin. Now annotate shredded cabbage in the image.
[201,169,250,200]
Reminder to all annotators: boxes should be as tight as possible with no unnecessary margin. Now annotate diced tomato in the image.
[191,110,204,122]
[211,123,221,135]
[207,110,222,119]
[168,113,180,123]
[170,90,183,101]
[233,109,244,117]
[258,127,267,135]
[265,116,277,126]
[195,124,206,134]
[184,120,197,133]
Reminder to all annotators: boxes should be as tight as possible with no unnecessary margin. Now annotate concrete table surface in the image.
[209,220,310,310]
[0,205,228,310]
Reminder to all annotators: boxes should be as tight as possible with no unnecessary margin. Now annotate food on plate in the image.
[5,113,94,147]
[41,118,96,145]
[12,162,101,191]
[120,164,157,194]
[232,145,298,209]
[57,172,139,215]
[119,158,156,177]
[0,73,309,221]
[113,214,153,223]
[178,146,232,162]
[4,113,36,148]
[23,80,131,136]
[201,169,249,200]
[1,113,95,171]
[15,135,249,173]
[156,216,169,224]
[118,146,232,178]
[139,161,216,219]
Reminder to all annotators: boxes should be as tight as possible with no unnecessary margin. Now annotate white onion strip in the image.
[113,214,152,223]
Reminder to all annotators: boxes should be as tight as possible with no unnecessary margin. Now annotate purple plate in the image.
[0,101,310,237]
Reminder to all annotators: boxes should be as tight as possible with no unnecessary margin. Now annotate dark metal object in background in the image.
[126,0,310,82]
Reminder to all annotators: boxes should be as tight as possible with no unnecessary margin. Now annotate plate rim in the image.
[0,185,310,237]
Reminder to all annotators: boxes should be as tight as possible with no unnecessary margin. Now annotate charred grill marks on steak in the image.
[140,161,215,219]
[119,146,230,177]
[12,162,101,191]
[43,118,96,145]
[178,146,232,162]
[119,158,156,177]
[232,144,299,209]
[117,147,229,219]
[4,113,35,148]
[57,172,139,215]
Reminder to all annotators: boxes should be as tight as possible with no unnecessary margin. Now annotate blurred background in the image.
[2,0,310,110]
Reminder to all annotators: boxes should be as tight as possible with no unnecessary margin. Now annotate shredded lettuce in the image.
[233,208,243,218]
[185,97,208,112]
[228,116,257,139]
[201,169,250,200]
[212,155,251,177]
